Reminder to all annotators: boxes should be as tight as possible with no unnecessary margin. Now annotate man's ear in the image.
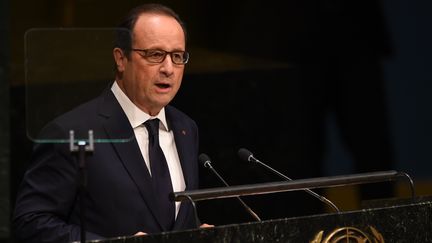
[113,47,127,72]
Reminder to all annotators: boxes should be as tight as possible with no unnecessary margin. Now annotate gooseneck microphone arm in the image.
[238,148,340,213]
[199,154,262,222]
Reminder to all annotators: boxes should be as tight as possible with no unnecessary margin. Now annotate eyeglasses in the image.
[132,48,189,65]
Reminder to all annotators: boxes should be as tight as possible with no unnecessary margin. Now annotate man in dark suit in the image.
[13,3,203,242]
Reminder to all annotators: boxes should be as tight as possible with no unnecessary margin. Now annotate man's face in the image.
[114,13,186,116]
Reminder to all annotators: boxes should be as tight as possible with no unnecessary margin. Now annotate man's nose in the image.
[159,54,174,76]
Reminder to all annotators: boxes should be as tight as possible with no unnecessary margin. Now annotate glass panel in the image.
[25,28,133,143]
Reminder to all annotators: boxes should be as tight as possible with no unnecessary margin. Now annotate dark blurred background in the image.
[1,0,431,242]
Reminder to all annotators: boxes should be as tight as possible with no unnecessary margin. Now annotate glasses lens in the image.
[146,50,166,63]
[172,51,189,64]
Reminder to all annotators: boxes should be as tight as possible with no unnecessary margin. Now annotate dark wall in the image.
[0,0,10,240]
[381,0,432,178]
[176,0,397,222]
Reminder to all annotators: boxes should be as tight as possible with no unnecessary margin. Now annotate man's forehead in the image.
[133,13,179,29]
[131,13,185,41]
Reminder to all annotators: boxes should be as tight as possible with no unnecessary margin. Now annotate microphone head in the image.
[198,153,212,168]
[238,148,253,162]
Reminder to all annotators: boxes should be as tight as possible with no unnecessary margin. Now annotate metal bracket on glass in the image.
[69,130,94,153]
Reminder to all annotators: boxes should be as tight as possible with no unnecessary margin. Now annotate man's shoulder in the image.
[37,90,113,138]
[53,94,104,125]
[166,105,196,124]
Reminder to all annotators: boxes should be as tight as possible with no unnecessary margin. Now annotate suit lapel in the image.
[98,90,167,230]
[165,107,197,229]
[166,107,194,190]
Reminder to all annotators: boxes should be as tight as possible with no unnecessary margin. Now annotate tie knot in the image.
[144,119,160,138]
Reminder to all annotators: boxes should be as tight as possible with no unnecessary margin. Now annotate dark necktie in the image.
[144,119,175,230]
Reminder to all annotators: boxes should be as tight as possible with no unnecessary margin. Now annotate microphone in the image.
[237,148,340,212]
[199,153,262,221]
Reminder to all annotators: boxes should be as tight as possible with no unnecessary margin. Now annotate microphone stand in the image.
[204,161,262,221]
[69,130,94,243]
[252,158,340,213]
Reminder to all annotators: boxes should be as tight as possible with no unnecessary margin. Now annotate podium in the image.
[88,171,430,242]
[89,198,431,242]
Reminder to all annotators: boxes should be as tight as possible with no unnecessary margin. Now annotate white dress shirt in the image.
[111,81,185,217]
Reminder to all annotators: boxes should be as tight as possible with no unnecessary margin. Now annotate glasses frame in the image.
[131,48,189,65]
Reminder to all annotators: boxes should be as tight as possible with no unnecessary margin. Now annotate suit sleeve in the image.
[12,122,103,242]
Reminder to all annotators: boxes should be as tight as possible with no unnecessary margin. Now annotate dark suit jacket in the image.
[13,88,200,242]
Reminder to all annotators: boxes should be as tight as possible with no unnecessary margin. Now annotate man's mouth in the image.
[156,83,170,89]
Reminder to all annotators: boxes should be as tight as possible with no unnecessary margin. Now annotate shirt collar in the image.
[111,81,169,131]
